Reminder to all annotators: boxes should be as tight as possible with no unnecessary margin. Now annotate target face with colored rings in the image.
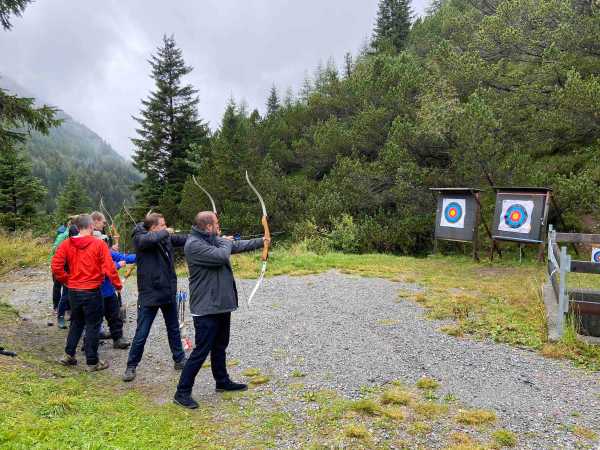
[593,251,600,263]
[504,204,528,229]
[444,202,463,224]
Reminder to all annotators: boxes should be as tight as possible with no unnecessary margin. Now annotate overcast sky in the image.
[0,0,428,159]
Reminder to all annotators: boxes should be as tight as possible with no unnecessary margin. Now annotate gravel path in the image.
[2,269,599,448]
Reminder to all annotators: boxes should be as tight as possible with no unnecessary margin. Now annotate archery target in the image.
[592,248,600,264]
[498,200,534,234]
[440,198,466,228]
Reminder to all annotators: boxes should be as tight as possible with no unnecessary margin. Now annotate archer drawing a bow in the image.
[245,170,271,307]
[100,196,120,248]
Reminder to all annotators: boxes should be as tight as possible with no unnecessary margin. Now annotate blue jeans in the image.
[176,313,231,396]
[64,289,103,365]
[126,302,185,368]
[57,286,70,318]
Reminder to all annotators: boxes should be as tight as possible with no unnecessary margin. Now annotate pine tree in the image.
[1,0,59,150]
[371,0,412,53]
[283,87,294,108]
[131,35,209,211]
[56,175,91,220]
[0,144,46,230]
[344,52,354,78]
[266,85,280,117]
[0,0,32,30]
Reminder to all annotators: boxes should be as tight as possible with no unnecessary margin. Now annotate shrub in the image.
[328,214,359,253]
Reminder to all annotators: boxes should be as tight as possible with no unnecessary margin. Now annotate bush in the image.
[328,214,359,253]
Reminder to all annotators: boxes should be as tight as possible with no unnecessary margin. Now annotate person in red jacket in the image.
[51,214,123,371]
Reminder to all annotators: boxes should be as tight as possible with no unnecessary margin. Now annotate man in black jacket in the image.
[173,211,267,409]
[123,213,188,382]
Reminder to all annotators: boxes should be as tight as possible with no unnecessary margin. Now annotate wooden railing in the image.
[546,225,600,339]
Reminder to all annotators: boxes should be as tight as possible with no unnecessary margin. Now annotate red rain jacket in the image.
[51,235,122,291]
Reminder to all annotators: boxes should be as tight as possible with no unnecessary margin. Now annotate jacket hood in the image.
[191,226,218,243]
[132,223,146,238]
[69,235,96,249]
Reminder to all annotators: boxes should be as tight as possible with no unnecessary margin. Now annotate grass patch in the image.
[380,388,412,406]
[492,429,518,447]
[455,409,497,426]
[408,421,432,436]
[347,398,380,416]
[0,233,49,277]
[381,406,405,421]
[413,401,448,419]
[416,377,440,390]
[242,368,261,377]
[249,375,270,386]
[570,425,598,441]
[344,423,370,439]
[291,369,306,378]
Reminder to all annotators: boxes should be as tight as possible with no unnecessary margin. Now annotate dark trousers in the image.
[65,289,103,365]
[52,276,62,309]
[176,313,231,396]
[103,294,123,340]
[57,286,70,318]
[126,302,185,368]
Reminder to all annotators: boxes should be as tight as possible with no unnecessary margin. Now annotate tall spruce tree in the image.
[0,143,46,230]
[266,85,280,117]
[371,0,412,53]
[56,175,91,220]
[131,35,209,212]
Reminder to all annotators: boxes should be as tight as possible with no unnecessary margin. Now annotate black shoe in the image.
[113,337,130,349]
[173,393,198,409]
[216,380,248,392]
[123,366,136,382]
[174,357,187,371]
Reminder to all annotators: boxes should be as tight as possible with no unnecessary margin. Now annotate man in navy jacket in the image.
[123,213,188,382]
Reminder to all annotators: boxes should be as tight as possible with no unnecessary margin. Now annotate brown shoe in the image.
[59,354,77,366]
[87,360,109,372]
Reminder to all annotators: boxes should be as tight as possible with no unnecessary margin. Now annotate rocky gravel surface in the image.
[2,269,599,449]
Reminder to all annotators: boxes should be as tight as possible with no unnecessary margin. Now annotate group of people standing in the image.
[50,209,268,409]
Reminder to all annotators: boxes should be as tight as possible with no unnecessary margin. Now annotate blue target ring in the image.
[504,204,528,229]
[593,251,600,263]
[444,202,463,224]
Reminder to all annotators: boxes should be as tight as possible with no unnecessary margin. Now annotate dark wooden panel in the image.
[569,288,600,316]
[555,233,600,244]
[570,260,600,274]
[569,288,600,301]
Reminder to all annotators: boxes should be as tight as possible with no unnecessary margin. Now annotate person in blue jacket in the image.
[100,245,136,349]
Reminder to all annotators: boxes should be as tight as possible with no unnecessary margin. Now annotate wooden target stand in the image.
[490,187,552,262]
[430,188,498,262]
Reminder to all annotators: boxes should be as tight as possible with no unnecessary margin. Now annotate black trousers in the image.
[65,289,103,365]
[52,276,62,309]
[103,294,123,340]
[126,302,185,368]
[176,313,231,396]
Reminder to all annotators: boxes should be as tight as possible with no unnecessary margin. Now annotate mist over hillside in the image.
[0,76,141,214]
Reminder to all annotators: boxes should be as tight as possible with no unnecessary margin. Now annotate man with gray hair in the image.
[51,214,122,372]
[173,211,269,409]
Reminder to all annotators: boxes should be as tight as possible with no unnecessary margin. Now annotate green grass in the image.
[0,233,50,277]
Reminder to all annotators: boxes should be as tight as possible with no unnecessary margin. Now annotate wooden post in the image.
[556,245,571,338]
[538,191,552,262]
[472,191,481,262]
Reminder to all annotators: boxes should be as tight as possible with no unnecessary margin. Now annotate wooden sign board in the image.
[492,187,551,244]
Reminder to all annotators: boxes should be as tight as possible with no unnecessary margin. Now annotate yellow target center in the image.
[511,212,520,221]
